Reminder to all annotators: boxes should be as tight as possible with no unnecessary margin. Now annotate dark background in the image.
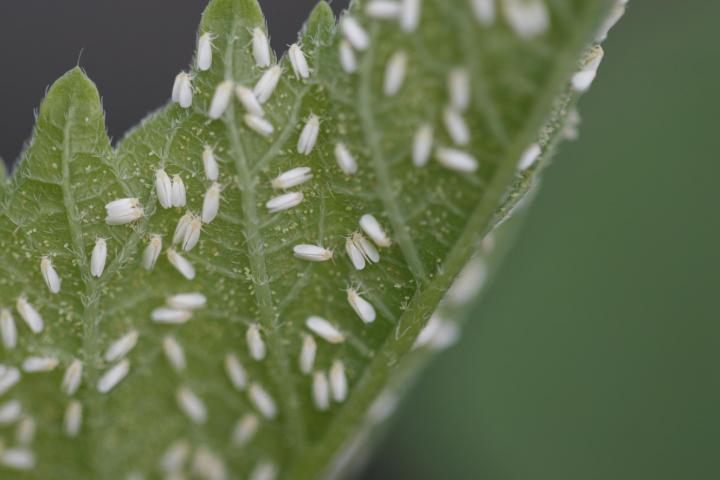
[2,1,718,479]
[0,0,351,165]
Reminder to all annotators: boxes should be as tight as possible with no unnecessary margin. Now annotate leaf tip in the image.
[303,1,336,42]
[202,0,264,28]
[45,66,101,106]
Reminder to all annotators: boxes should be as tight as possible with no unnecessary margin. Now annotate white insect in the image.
[16,297,43,334]
[312,371,330,411]
[338,40,357,74]
[347,288,377,324]
[90,238,107,278]
[288,44,310,79]
[64,400,82,437]
[266,192,303,213]
[16,417,36,446]
[104,330,139,363]
[443,107,471,146]
[413,124,434,167]
[192,447,226,480]
[297,114,320,155]
[248,383,277,419]
[384,50,408,97]
[435,147,478,172]
[354,233,381,263]
[142,235,162,270]
[341,16,370,51]
[299,334,316,375]
[152,307,193,325]
[345,237,367,271]
[253,65,282,103]
[429,320,460,350]
[182,216,202,252]
[0,366,21,397]
[562,108,581,141]
[22,356,59,373]
[517,143,541,171]
[0,400,22,425]
[448,68,471,111]
[1,309,17,350]
[173,212,193,245]
[246,324,266,361]
[167,249,196,280]
[201,183,222,224]
[447,257,488,305]
[414,313,460,350]
[203,145,219,181]
[400,0,422,32]
[40,256,61,294]
[272,167,313,190]
[367,391,400,424]
[171,174,186,208]
[333,143,358,175]
[167,292,207,310]
[0,448,35,471]
[162,336,186,372]
[329,360,348,402]
[249,462,278,480]
[155,168,173,209]
[235,85,264,116]
[345,232,380,270]
[244,114,274,137]
[61,359,83,396]
[97,359,130,393]
[293,244,333,262]
[105,197,144,225]
[160,440,190,473]
[413,313,442,349]
[359,214,392,248]
[197,32,214,71]
[306,316,345,344]
[366,0,402,19]
[172,72,193,108]
[232,414,259,446]
[253,27,271,67]
[177,387,207,424]
[571,46,604,93]
[501,0,550,39]
[224,353,247,390]
[471,0,496,26]
[208,80,235,119]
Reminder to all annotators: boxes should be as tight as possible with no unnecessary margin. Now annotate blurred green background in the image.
[364,1,720,479]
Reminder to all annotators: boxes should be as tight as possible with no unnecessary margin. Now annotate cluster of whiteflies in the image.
[0,297,143,469]
[342,0,536,175]
[93,0,618,295]
[7,0,628,475]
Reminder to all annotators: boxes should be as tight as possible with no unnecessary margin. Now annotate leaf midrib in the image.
[220,23,314,458]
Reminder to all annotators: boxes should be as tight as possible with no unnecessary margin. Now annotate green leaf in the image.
[0,0,619,478]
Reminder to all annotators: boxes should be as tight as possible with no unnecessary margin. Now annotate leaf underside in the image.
[0,0,615,478]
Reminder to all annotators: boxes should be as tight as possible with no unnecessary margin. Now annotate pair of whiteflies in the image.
[2,297,45,346]
[293,212,391,264]
[154,170,188,210]
[151,292,207,326]
[312,360,349,411]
